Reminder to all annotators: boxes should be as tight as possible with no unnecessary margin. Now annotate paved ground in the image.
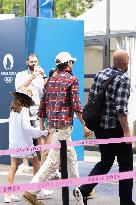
[0,151,136,205]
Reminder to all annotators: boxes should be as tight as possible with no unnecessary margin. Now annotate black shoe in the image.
[121,200,136,205]
[130,202,136,205]
[73,187,87,205]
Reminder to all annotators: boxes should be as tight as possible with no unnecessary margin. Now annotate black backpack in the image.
[82,72,120,131]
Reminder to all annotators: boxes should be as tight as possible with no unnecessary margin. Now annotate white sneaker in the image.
[51,169,61,179]
[73,188,85,205]
[4,194,21,203]
[16,164,30,174]
[36,189,54,200]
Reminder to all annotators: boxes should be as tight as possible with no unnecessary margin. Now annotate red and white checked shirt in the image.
[38,70,82,128]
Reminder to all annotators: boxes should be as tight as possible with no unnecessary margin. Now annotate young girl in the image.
[4,86,48,203]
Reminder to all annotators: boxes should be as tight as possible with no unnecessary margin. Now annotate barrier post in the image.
[60,140,69,205]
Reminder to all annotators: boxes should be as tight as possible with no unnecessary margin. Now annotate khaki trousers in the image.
[40,134,51,166]
[31,126,79,184]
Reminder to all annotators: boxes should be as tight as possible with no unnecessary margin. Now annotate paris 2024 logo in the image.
[1,53,16,83]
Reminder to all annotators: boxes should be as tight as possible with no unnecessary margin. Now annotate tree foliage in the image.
[0,0,24,16]
[54,0,93,18]
[0,0,94,18]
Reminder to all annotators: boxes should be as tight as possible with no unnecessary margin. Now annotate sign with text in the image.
[0,18,25,164]
[0,17,84,164]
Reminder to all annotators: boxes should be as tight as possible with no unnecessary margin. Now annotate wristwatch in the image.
[43,76,48,79]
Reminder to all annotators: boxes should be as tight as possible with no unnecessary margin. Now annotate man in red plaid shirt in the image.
[23,51,90,205]
[39,52,89,130]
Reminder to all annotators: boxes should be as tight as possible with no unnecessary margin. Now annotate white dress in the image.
[9,107,47,158]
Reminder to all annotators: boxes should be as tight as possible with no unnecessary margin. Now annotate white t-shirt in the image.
[9,107,48,158]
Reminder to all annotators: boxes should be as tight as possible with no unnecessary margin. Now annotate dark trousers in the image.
[80,126,133,204]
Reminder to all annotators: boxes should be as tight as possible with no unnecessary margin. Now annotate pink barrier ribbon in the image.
[0,143,61,156]
[0,137,136,156]
[0,170,136,193]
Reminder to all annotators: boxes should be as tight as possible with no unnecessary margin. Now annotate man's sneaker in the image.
[4,194,21,203]
[121,201,136,205]
[73,187,87,205]
[36,189,54,200]
[130,202,136,205]
[23,191,44,205]
[51,169,61,179]
[87,189,96,199]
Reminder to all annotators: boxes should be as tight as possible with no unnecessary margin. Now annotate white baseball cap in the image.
[55,52,77,65]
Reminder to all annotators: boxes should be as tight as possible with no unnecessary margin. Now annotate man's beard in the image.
[124,67,128,73]
[69,67,72,73]
[28,65,35,71]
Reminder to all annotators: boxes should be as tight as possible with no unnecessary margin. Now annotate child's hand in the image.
[42,129,49,137]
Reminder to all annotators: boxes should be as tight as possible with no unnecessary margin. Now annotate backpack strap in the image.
[103,71,122,91]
